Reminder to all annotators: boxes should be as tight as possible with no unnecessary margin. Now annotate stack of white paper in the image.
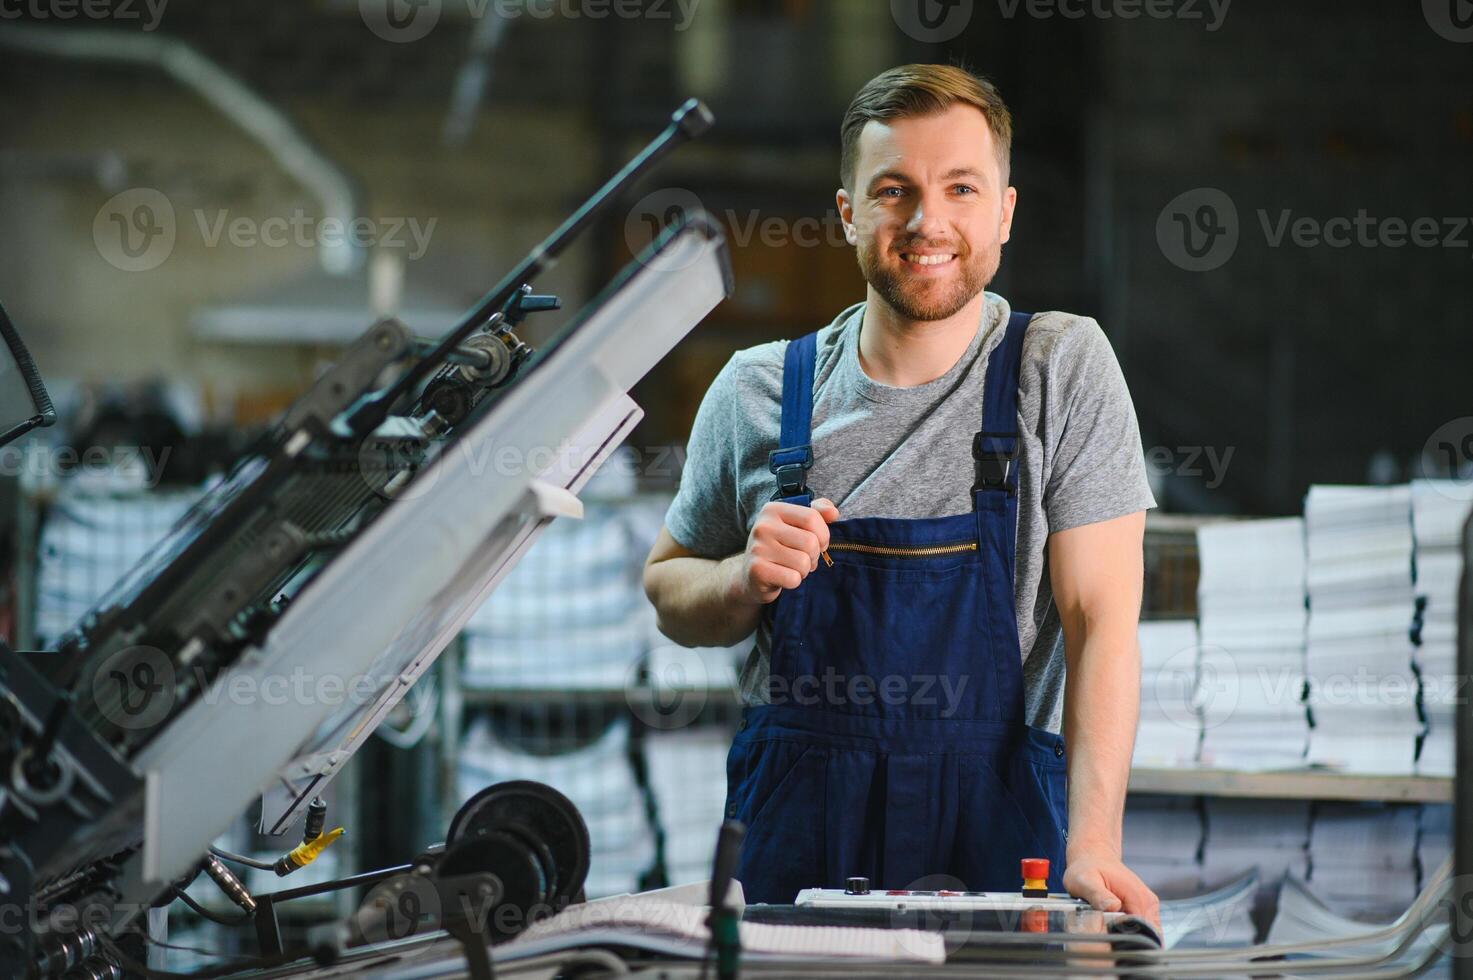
[1133,620,1203,768]
[1305,803,1419,921]
[1200,799,1309,930]
[1122,796,1204,898]
[1411,481,1471,776]
[35,488,205,646]
[644,729,730,885]
[457,716,656,897]
[1195,518,1310,770]
[461,506,649,689]
[1202,799,1309,884]
[1304,486,1420,774]
[1417,803,1452,886]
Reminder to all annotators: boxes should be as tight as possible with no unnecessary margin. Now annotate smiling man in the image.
[643,64,1159,926]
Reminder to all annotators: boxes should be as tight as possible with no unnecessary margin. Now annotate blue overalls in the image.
[725,310,1069,904]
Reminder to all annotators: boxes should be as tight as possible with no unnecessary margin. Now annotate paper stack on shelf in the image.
[461,506,649,689]
[644,729,730,885]
[1202,799,1309,885]
[1195,518,1309,770]
[1122,796,1203,898]
[1304,486,1420,774]
[1417,803,1452,887]
[1134,620,1202,768]
[36,487,205,646]
[1306,803,1419,922]
[1201,798,1309,931]
[1410,481,1471,777]
[457,716,656,897]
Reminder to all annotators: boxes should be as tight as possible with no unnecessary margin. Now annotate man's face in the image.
[838,104,1017,322]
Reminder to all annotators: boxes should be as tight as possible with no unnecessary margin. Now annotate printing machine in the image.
[0,95,1465,979]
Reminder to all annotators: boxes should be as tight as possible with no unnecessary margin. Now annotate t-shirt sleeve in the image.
[1043,319,1157,532]
[663,355,752,559]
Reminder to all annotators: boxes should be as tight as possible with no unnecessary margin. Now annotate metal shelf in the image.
[1128,767,1451,803]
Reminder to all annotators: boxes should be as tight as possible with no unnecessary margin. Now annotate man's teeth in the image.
[902,253,956,266]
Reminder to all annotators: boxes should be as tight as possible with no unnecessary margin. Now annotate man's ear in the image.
[836,187,858,246]
[999,185,1018,245]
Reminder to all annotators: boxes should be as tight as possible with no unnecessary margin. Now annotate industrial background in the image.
[0,0,1469,970]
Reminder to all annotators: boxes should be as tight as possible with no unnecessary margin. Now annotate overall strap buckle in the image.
[972,430,1018,494]
[769,445,814,500]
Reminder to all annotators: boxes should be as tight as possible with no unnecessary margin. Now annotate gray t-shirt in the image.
[664,292,1156,733]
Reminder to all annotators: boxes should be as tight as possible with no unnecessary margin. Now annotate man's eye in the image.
[954,185,977,195]
[877,187,904,199]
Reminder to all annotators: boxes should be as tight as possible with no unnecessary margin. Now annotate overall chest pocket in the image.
[778,558,1003,720]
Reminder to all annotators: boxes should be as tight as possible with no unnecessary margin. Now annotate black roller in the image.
[446,780,590,911]
[436,831,550,944]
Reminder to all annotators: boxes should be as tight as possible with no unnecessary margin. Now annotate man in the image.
[643,64,1159,926]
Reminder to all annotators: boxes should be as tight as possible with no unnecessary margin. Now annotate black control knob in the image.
[845,876,870,895]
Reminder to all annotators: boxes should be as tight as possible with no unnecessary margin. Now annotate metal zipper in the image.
[821,540,977,566]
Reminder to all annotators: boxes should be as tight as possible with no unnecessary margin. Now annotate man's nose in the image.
[905,191,952,240]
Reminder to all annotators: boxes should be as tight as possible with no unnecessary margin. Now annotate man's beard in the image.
[857,237,1000,321]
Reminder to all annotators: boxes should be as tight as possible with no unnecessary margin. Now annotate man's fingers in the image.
[1117,879,1161,927]
[766,521,823,565]
[1069,871,1122,912]
[811,498,842,524]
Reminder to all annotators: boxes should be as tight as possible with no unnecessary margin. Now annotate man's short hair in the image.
[840,64,1013,191]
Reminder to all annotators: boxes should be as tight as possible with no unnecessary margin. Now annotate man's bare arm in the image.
[643,500,839,648]
[1049,510,1161,929]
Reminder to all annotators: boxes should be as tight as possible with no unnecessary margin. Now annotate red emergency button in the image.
[1021,858,1049,897]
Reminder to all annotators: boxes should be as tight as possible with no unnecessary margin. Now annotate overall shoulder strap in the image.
[769,332,819,503]
[973,310,1031,495]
